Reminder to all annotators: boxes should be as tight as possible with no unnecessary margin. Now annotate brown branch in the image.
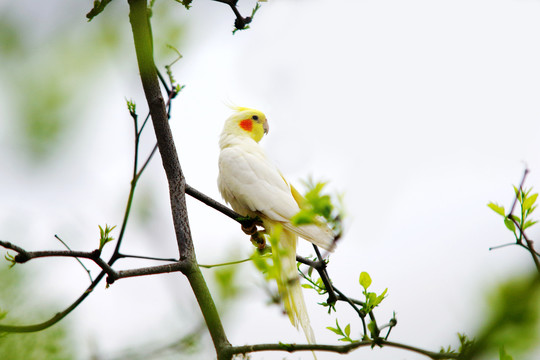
[508,167,529,216]
[0,240,192,287]
[127,2,230,358]
[107,261,189,284]
[128,5,193,261]
[227,339,459,359]
[504,167,540,274]
[525,237,540,274]
[0,240,117,278]
[186,184,240,221]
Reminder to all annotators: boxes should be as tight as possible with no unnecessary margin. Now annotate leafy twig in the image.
[488,168,539,273]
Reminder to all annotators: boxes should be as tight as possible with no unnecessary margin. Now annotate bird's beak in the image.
[263,119,269,134]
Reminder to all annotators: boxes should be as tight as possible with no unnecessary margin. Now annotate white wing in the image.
[218,144,300,222]
[218,142,335,251]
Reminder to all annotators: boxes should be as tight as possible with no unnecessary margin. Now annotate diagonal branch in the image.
[186,184,240,221]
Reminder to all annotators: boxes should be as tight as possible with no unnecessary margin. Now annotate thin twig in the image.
[136,143,159,180]
[508,168,529,216]
[138,113,152,137]
[199,255,270,269]
[488,242,517,251]
[504,168,540,274]
[333,286,368,336]
[55,234,93,283]
[117,252,178,262]
[312,244,338,305]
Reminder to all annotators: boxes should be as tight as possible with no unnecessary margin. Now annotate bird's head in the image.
[224,106,269,143]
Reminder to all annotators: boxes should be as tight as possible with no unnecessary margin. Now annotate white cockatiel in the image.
[217,106,335,344]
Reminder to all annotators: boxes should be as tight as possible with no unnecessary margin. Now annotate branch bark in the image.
[127,1,231,358]
[227,339,459,359]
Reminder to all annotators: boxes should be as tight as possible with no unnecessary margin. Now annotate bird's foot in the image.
[240,217,264,235]
[242,223,258,235]
[250,231,267,250]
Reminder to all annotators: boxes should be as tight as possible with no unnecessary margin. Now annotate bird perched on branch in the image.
[217,106,335,344]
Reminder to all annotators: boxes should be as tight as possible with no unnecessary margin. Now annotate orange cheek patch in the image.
[239,119,253,132]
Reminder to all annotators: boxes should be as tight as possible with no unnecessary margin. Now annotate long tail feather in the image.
[275,228,316,344]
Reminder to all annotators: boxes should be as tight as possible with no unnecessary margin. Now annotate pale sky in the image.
[1,0,540,359]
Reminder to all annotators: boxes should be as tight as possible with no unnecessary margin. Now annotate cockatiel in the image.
[217,106,335,344]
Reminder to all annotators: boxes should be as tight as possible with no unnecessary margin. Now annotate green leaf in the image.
[326,326,341,335]
[373,288,388,307]
[98,224,117,251]
[503,217,516,233]
[126,99,136,116]
[359,271,372,289]
[4,252,16,268]
[344,323,351,337]
[488,202,506,217]
[523,193,538,211]
[523,219,538,230]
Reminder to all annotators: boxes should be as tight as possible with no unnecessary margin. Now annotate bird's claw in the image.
[250,231,267,250]
[241,223,258,235]
[240,217,264,235]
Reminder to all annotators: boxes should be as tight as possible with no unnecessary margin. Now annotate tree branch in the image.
[0,241,117,278]
[227,339,459,359]
[127,1,231,358]
[0,240,193,288]
[508,168,529,216]
[108,261,189,284]
[186,184,240,221]
[128,0,193,261]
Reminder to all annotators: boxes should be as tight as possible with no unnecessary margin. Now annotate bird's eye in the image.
[252,115,259,121]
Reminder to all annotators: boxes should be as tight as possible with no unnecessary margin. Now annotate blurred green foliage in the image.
[0,1,186,164]
[0,265,73,360]
[290,179,344,239]
[462,273,540,359]
[213,260,243,303]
